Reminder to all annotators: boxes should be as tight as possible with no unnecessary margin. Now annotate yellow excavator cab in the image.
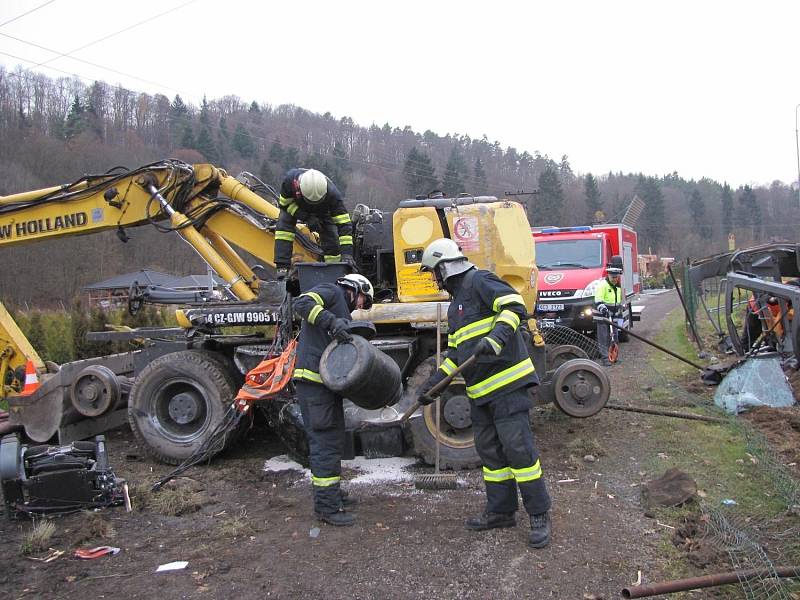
[392,199,537,308]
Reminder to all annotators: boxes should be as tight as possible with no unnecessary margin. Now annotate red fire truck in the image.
[532,224,641,335]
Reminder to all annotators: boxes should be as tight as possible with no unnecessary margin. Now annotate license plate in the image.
[537,303,564,312]
[539,319,556,328]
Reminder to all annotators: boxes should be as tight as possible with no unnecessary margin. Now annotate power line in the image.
[0,32,181,93]
[31,0,196,70]
[0,0,57,29]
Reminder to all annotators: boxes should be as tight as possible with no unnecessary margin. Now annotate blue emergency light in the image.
[537,226,593,234]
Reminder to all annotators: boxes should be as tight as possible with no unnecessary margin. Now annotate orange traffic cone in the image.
[20,360,40,396]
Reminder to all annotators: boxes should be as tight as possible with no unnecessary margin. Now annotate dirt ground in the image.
[1,290,795,600]
[743,406,800,477]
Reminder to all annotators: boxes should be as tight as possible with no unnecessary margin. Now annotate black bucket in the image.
[319,335,401,410]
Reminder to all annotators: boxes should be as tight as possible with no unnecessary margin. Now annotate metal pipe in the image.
[435,303,442,473]
[605,403,727,423]
[622,566,800,598]
[145,185,256,302]
[668,264,703,351]
[602,318,707,371]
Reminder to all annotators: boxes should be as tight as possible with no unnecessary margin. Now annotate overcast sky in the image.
[2,0,799,188]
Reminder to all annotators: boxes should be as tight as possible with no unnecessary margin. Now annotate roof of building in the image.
[84,269,225,291]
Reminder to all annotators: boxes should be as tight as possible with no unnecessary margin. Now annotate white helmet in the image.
[420,238,474,287]
[337,273,374,309]
[299,169,328,203]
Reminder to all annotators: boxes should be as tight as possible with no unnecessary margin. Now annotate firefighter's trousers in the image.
[472,388,551,516]
[295,381,345,514]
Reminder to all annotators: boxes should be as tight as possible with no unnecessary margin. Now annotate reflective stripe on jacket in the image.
[594,278,622,311]
[293,283,351,384]
[440,269,537,404]
[274,168,353,268]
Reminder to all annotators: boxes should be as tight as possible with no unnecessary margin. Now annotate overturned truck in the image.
[687,243,800,405]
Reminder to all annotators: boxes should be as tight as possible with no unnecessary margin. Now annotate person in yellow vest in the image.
[594,255,624,367]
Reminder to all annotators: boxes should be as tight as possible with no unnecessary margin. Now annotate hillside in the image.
[1,65,797,306]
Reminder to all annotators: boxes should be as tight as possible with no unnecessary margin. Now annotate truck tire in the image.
[407,358,481,470]
[194,350,253,445]
[128,350,241,465]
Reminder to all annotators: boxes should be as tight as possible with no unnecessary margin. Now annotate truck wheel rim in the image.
[422,383,474,448]
[552,359,610,417]
[148,377,211,443]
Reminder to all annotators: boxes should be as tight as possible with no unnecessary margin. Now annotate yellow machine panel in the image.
[445,201,538,313]
[392,201,537,310]
[393,208,449,303]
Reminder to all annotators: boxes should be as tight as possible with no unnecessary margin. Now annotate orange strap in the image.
[234,339,298,410]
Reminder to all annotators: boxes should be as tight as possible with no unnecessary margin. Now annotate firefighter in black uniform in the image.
[293,273,374,526]
[274,168,353,275]
[418,238,552,548]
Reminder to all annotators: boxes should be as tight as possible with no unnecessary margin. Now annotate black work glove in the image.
[329,318,353,343]
[276,268,289,281]
[475,337,502,356]
[417,371,444,406]
[597,304,610,318]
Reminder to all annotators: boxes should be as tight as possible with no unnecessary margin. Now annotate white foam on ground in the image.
[263,455,310,479]
[341,456,418,485]
[262,455,418,486]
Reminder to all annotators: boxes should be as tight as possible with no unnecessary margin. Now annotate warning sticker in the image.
[453,216,480,252]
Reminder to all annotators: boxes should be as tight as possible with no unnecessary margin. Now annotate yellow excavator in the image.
[1,160,609,467]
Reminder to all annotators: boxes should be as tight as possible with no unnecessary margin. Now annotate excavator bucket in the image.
[7,374,64,442]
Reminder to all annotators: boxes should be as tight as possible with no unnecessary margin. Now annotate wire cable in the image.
[0,31,182,93]
[31,0,197,70]
[0,0,57,29]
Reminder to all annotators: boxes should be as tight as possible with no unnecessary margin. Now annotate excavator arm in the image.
[0,161,318,397]
[0,160,319,300]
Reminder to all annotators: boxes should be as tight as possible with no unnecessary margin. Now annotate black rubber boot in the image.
[465,511,516,531]
[316,509,356,527]
[528,512,551,548]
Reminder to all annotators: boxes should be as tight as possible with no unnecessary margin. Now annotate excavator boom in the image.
[0,161,319,301]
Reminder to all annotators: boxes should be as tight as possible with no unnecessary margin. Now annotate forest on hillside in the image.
[1,65,798,307]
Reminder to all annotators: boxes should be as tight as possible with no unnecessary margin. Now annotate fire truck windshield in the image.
[535,239,602,270]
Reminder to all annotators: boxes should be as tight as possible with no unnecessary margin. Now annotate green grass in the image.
[635,305,800,598]
[19,520,56,556]
[645,308,788,515]
[650,307,702,380]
